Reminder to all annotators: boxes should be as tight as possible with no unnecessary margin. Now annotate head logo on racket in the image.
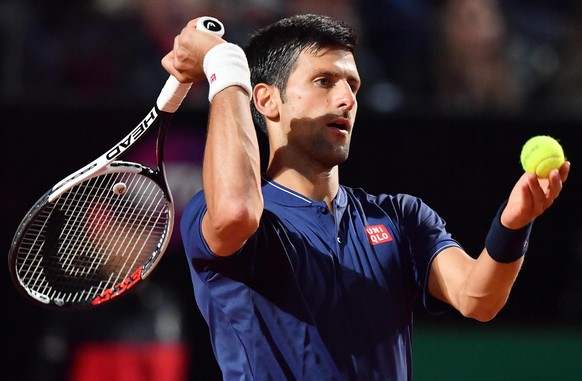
[197,16,225,36]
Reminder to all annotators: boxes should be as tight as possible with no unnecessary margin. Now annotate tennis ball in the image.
[520,135,565,178]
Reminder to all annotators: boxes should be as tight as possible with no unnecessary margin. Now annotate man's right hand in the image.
[161,17,226,83]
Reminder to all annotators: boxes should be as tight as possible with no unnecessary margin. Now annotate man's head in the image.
[245,14,358,133]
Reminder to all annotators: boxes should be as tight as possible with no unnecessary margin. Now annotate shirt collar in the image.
[262,177,347,209]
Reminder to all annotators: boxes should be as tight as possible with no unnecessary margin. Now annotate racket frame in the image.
[9,77,191,308]
[9,15,225,308]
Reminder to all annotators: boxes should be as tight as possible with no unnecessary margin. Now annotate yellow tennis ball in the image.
[520,135,565,178]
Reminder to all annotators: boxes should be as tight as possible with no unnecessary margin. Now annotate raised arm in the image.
[162,18,263,257]
[429,162,570,321]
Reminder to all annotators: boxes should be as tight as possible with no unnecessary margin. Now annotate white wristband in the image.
[203,43,252,102]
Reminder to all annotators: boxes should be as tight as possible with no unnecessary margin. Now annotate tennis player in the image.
[163,14,570,380]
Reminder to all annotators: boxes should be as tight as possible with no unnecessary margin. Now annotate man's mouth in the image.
[327,118,350,132]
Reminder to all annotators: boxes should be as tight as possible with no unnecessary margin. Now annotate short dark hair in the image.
[244,14,358,133]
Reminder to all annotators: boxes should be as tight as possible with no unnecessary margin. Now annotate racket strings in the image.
[88,174,167,287]
[15,171,170,305]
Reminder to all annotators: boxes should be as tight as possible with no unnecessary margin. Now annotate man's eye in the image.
[316,78,331,86]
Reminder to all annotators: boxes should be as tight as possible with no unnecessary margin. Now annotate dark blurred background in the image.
[2,0,581,380]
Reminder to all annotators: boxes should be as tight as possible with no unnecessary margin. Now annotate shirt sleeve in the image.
[395,194,461,315]
[180,191,213,260]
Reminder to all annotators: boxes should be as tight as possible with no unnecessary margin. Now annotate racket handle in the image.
[157,76,191,113]
[156,17,225,113]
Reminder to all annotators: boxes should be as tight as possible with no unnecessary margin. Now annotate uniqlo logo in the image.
[210,73,217,83]
[365,224,392,245]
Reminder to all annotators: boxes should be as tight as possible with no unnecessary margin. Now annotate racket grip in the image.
[157,76,192,113]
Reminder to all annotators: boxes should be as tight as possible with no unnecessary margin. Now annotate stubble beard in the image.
[310,134,351,169]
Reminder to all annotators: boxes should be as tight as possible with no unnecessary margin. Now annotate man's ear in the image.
[253,83,280,121]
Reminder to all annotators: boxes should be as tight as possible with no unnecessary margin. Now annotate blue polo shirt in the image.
[181,178,460,380]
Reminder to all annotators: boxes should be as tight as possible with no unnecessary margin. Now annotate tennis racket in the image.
[8,17,225,309]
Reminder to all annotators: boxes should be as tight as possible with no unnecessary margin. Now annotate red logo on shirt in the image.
[210,73,217,83]
[365,224,392,245]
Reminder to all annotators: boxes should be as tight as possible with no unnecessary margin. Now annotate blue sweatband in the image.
[485,200,533,263]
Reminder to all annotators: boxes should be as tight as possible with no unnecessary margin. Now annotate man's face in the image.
[277,47,360,169]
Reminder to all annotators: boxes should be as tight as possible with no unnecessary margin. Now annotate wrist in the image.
[485,200,533,263]
[203,43,252,102]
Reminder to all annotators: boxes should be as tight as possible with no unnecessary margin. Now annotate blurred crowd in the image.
[2,0,582,116]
